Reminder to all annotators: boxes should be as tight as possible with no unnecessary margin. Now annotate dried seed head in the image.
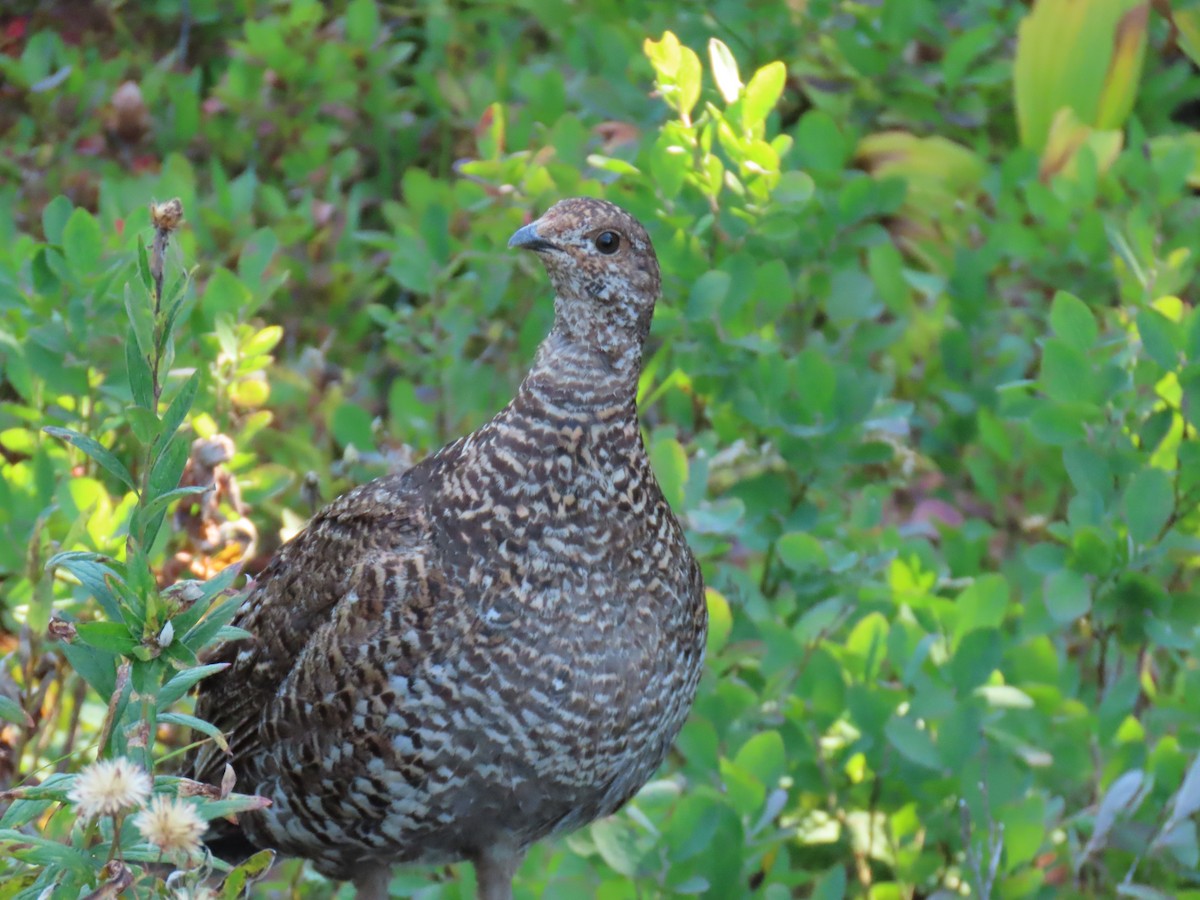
[150,198,184,232]
[133,794,206,856]
[67,757,152,819]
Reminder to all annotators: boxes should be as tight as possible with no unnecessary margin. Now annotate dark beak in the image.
[508,221,559,253]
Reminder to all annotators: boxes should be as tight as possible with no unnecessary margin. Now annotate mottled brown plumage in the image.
[192,198,707,899]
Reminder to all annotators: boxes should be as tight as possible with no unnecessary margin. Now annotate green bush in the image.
[2,1,1200,897]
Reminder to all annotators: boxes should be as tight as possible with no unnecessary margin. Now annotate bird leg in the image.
[352,865,392,900]
[473,847,524,900]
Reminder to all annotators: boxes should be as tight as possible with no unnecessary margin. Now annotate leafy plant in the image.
[3,1,1200,897]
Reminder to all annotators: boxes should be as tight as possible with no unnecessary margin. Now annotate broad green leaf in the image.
[1050,291,1098,350]
[1043,568,1091,624]
[345,0,379,45]
[61,207,103,275]
[733,731,785,787]
[242,324,284,358]
[687,270,731,320]
[42,195,72,245]
[590,817,648,877]
[1137,308,1180,370]
[1014,0,1149,151]
[742,61,786,129]
[1095,3,1150,128]
[776,531,828,572]
[1040,337,1096,404]
[75,621,137,656]
[953,574,1009,641]
[795,111,849,173]
[884,715,941,770]
[773,170,814,206]
[677,45,702,120]
[1125,467,1173,544]
[43,425,136,492]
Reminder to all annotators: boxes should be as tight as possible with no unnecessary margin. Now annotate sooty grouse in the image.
[192,198,708,899]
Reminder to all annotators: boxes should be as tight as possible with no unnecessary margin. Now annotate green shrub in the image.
[2,1,1200,897]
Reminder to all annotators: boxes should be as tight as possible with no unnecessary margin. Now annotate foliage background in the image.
[2,0,1200,897]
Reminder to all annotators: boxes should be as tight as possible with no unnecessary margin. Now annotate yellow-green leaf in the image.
[743,61,786,130]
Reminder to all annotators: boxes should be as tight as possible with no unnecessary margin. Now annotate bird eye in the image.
[594,231,620,254]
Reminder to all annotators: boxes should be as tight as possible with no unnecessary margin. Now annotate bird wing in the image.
[191,473,428,786]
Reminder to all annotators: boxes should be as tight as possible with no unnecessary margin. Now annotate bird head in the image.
[509,198,661,368]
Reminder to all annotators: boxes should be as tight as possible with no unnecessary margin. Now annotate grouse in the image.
[191,198,708,900]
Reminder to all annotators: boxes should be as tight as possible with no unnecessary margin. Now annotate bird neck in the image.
[520,324,643,413]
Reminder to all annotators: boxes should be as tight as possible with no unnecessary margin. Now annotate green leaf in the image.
[1125,467,1174,544]
[138,484,209,528]
[61,207,103,275]
[149,430,190,501]
[590,817,647,877]
[1050,291,1098,350]
[648,434,688,509]
[331,402,376,451]
[687,270,731,320]
[242,324,284,358]
[795,110,849,174]
[126,330,155,410]
[1137,308,1180,370]
[0,695,29,727]
[0,828,94,875]
[46,550,125,622]
[137,233,153,292]
[157,370,201,453]
[125,281,155,363]
[42,195,73,246]
[733,730,786,787]
[221,849,277,899]
[158,711,229,752]
[1043,568,1091,624]
[1040,338,1096,404]
[0,798,55,830]
[776,531,828,572]
[705,588,732,656]
[58,640,118,702]
[345,0,380,45]
[43,426,136,492]
[954,574,1009,641]
[677,45,702,119]
[75,621,137,656]
[884,715,941,770]
[742,61,786,128]
[158,662,229,709]
[708,38,742,103]
[182,594,245,649]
